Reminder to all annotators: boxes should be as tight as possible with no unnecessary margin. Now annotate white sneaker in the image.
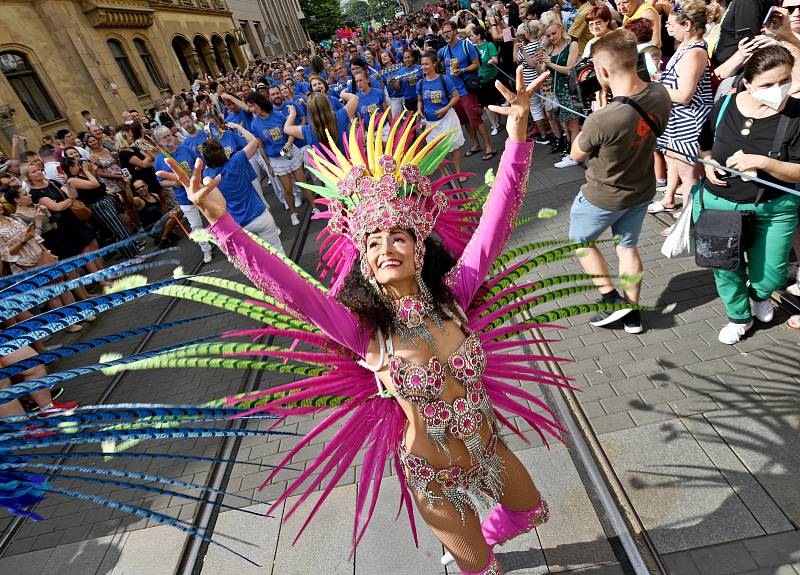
[290,213,300,226]
[787,283,800,297]
[311,207,321,216]
[554,155,578,168]
[294,195,303,208]
[202,251,213,264]
[490,126,499,136]
[751,299,774,323]
[282,201,289,211]
[441,551,455,565]
[718,320,754,345]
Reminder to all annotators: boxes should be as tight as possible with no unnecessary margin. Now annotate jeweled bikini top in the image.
[387,331,487,405]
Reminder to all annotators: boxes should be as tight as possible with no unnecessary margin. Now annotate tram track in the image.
[0,201,316,568]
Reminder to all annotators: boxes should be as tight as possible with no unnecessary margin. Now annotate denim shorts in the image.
[569,191,649,247]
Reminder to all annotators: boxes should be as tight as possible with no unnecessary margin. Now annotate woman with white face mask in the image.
[695,45,800,345]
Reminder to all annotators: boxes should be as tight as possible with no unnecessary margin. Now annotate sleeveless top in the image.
[623,2,658,25]
[657,39,712,158]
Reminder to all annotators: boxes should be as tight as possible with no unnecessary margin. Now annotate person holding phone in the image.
[711,0,778,66]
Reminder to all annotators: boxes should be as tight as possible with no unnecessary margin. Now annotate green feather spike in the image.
[490,240,571,272]
[242,230,328,293]
[418,133,455,176]
[481,273,600,311]
[185,275,279,304]
[104,355,329,376]
[222,390,353,410]
[513,215,536,229]
[303,164,339,189]
[489,302,654,341]
[189,229,216,245]
[296,180,340,199]
[486,284,601,330]
[158,342,332,368]
[488,240,613,287]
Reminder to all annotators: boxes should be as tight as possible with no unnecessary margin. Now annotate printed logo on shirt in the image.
[366,103,378,114]
[268,127,282,141]
[180,161,191,173]
[224,146,233,158]
[427,90,443,105]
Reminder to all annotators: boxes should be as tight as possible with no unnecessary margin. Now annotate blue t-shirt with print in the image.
[381,65,405,98]
[294,81,310,96]
[300,107,351,150]
[418,75,456,122]
[217,129,247,159]
[357,87,386,126]
[251,111,288,158]
[280,98,308,148]
[224,109,252,131]
[203,149,262,227]
[154,145,196,206]
[182,130,208,156]
[399,65,423,100]
[438,40,479,96]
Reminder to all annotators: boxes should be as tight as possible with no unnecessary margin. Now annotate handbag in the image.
[58,183,93,223]
[661,190,694,258]
[693,95,792,270]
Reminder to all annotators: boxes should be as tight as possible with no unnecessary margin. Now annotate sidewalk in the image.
[1,136,798,575]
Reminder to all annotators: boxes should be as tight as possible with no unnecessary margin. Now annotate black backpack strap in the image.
[613,95,662,136]
[440,75,448,99]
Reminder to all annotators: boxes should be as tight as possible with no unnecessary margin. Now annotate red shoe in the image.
[23,425,56,438]
[39,400,79,414]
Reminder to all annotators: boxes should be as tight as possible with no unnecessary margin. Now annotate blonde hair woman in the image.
[542,20,582,167]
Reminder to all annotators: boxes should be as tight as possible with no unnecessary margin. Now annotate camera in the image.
[573,53,653,116]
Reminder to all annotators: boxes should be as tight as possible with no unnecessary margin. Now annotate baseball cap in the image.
[256,82,267,89]
[296,66,304,71]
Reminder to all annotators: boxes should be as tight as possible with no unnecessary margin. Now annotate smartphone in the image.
[735,28,753,42]
[763,6,782,30]
[121,168,132,179]
[502,27,513,42]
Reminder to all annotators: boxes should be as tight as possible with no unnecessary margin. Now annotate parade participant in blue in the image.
[329,63,348,98]
[309,75,344,112]
[280,81,310,159]
[388,29,408,61]
[347,56,384,93]
[379,50,406,118]
[291,71,311,97]
[221,93,253,131]
[203,111,247,157]
[437,21,495,161]
[152,126,213,262]
[417,50,467,181]
[394,49,423,112]
[178,111,208,156]
[283,91,359,157]
[349,70,391,141]
[199,121,285,254]
[246,92,313,227]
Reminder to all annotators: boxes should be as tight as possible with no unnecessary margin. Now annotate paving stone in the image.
[589,412,636,435]
[741,531,800,567]
[669,396,720,417]
[690,541,759,574]
[662,550,702,575]
[599,392,646,415]
[576,383,618,403]
[610,375,655,396]
[580,401,606,419]
[638,384,687,406]
[628,403,677,426]
[272,483,356,574]
[201,503,281,575]
[598,421,763,553]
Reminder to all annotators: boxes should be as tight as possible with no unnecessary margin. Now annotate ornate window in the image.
[0,51,61,124]
[107,39,145,96]
[133,38,168,90]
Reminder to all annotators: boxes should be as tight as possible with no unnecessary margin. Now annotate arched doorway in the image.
[225,34,244,70]
[193,35,216,76]
[211,35,229,74]
[171,36,195,82]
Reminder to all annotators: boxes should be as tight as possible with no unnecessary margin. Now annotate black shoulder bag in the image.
[693,95,792,270]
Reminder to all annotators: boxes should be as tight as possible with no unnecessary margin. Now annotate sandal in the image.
[481,151,497,161]
[647,200,677,214]
[464,147,482,158]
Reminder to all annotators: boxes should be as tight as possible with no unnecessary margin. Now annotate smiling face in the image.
[403,51,414,66]
[310,77,326,93]
[366,229,417,286]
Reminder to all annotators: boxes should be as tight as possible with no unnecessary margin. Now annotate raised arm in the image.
[444,68,548,308]
[158,158,372,356]
[282,105,304,140]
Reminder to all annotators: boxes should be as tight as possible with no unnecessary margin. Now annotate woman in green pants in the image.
[696,45,800,345]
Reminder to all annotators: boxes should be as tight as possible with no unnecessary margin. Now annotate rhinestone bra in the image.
[386,330,492,464]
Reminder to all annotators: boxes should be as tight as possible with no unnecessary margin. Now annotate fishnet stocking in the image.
[410,442,539,573]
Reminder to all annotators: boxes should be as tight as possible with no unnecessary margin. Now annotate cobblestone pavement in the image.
[1,131,798,575]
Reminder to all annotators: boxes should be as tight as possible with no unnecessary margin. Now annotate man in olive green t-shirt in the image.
[569,29,671,334]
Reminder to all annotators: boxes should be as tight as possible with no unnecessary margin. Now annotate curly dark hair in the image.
[336,235,457,335]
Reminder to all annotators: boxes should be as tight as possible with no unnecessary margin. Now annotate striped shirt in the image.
[517,41,541,86]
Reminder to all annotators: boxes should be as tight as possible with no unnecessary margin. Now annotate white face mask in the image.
[749,82,792,110]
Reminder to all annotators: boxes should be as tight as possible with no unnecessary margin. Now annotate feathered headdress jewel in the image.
[300,109,471,290]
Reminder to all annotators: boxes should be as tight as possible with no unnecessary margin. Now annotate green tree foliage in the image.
[342,0,370,25]
[299,0,344,40]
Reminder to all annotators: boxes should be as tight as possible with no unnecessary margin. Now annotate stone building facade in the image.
[228,0,309,61]
[0,0,305,152]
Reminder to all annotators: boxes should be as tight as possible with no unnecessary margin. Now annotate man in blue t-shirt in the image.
[152,125,213,262]
[222,94,253,131]
[178,111,208,157]
[437,21,495,160]
[201,122,285,255]
[352,71,389,129]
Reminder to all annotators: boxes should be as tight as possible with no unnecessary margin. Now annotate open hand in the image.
[488,66,550,142]
[157,158,226,224]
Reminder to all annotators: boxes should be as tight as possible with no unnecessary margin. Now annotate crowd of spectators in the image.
[1,0,800,417]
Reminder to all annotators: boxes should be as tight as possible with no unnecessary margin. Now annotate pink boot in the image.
[460,548,504,575]
[482,498,550,546]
